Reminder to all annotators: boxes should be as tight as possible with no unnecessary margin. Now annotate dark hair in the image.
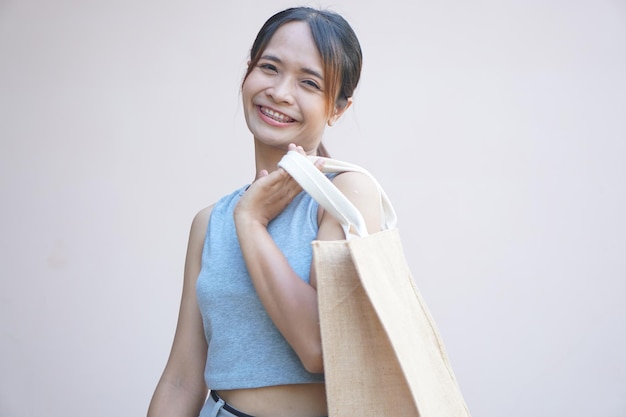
[243,7,362,157]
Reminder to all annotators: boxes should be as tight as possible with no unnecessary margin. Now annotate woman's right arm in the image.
[147,206,213,417]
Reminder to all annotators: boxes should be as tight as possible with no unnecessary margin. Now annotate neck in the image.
[253,141,286,177]
[253,140,318,178]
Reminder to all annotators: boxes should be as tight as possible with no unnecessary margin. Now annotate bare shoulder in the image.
[191,205,214,230]
[188,204,215,248]
[328,171,383,235]
[182,204,216,287]
[330,171,380,202]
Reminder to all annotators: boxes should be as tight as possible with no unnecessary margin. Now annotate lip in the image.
[256,105,297,127]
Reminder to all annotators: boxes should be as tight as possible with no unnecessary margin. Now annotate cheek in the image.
[241,82,255,122]
[241,74,259,100]
[303,95,330,117]
[241,79,252,102]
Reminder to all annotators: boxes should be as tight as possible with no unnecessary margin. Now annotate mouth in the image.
[259,106,296,123]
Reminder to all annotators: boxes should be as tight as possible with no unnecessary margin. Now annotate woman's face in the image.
[242,21,342,155]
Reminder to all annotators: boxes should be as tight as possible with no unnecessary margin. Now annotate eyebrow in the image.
[260,54,324,81]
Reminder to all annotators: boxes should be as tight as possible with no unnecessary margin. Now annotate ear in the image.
[327,97,353,126]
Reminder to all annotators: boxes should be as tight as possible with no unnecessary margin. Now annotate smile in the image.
[259,106,296,123]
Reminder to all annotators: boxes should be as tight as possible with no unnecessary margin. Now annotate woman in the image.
[148,7,382,417]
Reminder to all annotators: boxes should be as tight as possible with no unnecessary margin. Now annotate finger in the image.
[314,157,325,171]
[287,143,306,155]
[288,142,308,156]
[277,167,303,193]
[257,168,297,192]
[254,169,269,181]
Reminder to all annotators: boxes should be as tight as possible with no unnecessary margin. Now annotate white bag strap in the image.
[278,151,397,239]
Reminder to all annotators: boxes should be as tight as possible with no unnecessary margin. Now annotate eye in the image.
[258,63,277,73]
[303,79,322,90]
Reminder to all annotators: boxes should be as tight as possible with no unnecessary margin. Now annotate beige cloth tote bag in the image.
[279,151,471,417]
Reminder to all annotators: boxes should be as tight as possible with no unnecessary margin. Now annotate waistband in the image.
[211,390,256,417]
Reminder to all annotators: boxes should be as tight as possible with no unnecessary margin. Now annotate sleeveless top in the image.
[195,184,327,390]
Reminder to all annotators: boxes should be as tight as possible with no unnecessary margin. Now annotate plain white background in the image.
[1,0,625,416]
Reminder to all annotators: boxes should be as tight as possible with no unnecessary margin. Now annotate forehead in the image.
[263,21,323,71]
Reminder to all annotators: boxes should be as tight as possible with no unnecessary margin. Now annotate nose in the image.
[266,76,294,104]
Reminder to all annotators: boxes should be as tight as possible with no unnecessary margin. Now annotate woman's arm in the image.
[233,161,382,374]
[234,166,324,373]
[147,206,212,417]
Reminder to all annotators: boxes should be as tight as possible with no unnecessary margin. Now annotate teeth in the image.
[261,107,294,123]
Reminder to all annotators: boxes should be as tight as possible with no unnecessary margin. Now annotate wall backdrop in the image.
[1,0,625,416]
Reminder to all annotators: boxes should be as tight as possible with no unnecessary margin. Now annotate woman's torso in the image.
[196,184,331,416]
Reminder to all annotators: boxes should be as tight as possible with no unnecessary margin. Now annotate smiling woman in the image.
[243,7,362,158]
[242,22,336,156]
[146,7,379,417]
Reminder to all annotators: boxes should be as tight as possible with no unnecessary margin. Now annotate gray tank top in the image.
[196,184,326,390]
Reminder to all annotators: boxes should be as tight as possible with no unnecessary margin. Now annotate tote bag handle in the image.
[278,151,397,239]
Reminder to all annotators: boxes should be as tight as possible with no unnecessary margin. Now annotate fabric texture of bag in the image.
[278,151,471,417]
